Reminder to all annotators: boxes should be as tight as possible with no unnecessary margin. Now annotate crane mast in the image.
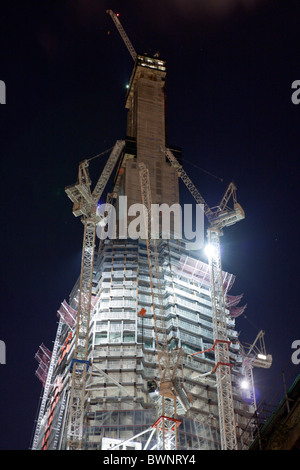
[64,140,125,449]
[138,162,191,450]
[207,227,237,450]
[163,146,245,450]
[66,220,95,449]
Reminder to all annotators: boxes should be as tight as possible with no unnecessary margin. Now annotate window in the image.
[109,332,121,343]
[182,344,199,355]
[123,332,135,343]
[95,332,107,345]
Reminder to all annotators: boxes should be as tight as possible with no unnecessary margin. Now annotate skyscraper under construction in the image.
[32,12,254,451]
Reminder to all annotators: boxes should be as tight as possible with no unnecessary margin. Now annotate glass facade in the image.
[33,237,253,450]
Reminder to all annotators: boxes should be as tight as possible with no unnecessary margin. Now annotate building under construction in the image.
[31,11,264,451]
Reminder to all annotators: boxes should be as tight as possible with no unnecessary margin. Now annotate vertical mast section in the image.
[138,163,170,380]
[208,181,246,450]
[66,220,95,449]
[163,147,244,450]
[65,141,125,450]
[138,162,191,450]
[207,227,237,450]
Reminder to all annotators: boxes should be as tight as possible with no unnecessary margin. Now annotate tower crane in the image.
[106,10,137,62]
[64,140,125,449]
[138,162,191,450]
[238,330,272,449]
[240,330,272,411]
[162,147,245,450]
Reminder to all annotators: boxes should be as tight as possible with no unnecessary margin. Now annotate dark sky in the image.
[0,0,299,450]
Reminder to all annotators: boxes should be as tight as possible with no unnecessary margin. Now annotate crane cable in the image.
[79,146,114,164]
[183,158,224,182]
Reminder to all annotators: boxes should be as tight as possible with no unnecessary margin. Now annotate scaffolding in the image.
[32,234,253,449]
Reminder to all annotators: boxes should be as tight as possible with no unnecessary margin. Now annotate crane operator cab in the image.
[147,380,159,400]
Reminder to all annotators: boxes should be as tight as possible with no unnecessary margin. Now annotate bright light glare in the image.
[240,379,249,390]
[204,244,217,259]
[257,354,267,360]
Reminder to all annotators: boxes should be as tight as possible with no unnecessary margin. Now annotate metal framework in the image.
[66,220,95,449]
[138,162,191,450]
[32,320,64,450]
[106,10,137,62]
[163,148,215,222]
[64,140,125,449]
[207,227,237,450]
[240,330,272,411]
[163,146,245,450]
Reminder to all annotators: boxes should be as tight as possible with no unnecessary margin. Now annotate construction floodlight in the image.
[257,353,267,360]
[204,244,217,259]
[240,379,249,390]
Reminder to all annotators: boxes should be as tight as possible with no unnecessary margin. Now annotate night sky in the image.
[0,0,299,450]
